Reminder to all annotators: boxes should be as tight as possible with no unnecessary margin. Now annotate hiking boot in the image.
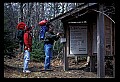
[44,68,53,71]
[23,70,31,73]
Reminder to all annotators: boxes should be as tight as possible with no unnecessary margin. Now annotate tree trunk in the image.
[20,3,23,22]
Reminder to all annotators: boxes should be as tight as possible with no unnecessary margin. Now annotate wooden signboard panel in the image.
[104,16,112,56]
[69,25,87,55]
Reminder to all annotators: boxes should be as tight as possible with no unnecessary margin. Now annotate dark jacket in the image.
[44,31,60,45]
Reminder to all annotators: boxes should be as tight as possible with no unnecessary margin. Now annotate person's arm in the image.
[45,32,60,41]
[54,34,60,41]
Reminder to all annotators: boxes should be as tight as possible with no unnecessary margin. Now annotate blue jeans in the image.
[44,44,53,70]
[23,50,30,70]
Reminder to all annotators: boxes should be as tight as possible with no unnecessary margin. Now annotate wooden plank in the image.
[113,24,115,77]
[104,16,112,56]
[97,4,105,78]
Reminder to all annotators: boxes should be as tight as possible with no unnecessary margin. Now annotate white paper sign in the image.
[60,38,66,43]
[70,26,87,54]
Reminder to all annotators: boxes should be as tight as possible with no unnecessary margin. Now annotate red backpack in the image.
[38,20,48,26]
[17,22,26,30]
[16,22,26,41]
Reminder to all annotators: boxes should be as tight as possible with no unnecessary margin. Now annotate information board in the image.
[70,26,87,54]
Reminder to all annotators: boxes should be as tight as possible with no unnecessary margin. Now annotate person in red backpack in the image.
[23,26,32,73]
[16,22,26,53]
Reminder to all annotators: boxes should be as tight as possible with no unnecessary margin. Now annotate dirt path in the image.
[4,53,112,78]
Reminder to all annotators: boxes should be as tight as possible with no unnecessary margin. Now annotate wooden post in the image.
[92,23,97,72]
[63,42,68,71]
[90,23,94,72]
[63,23,68,71]
[113,24,115,78]
[87,19,96,72]
[97,4,105,78]
[75,56,78,64]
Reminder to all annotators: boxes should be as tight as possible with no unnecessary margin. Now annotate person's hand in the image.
[28,48,30,51]
[25,46,30,51]
[57,32,62,36]
[57,33,60,36]
[24,46,27,49]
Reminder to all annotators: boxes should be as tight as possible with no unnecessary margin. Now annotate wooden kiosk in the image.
[50,3,115,78]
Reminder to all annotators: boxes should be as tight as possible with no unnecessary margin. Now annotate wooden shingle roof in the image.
[49,3,98,22]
